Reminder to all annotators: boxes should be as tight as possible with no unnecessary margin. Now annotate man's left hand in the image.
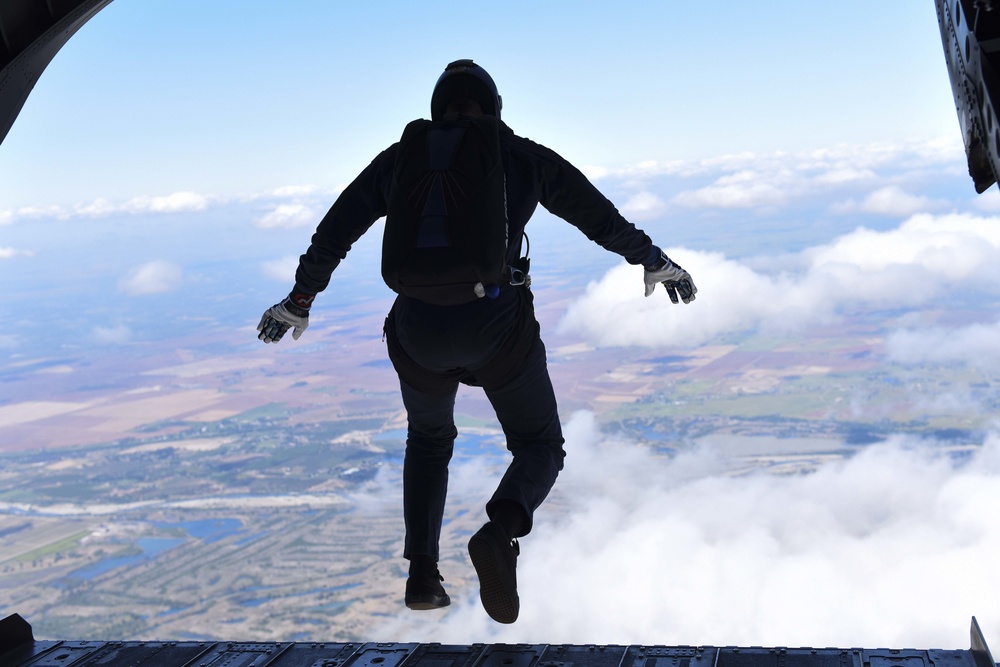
[643,251,697,304]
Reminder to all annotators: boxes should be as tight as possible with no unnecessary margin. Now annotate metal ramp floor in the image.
[1,614,997,667]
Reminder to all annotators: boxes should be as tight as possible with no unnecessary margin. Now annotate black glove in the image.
[257,291,314,343]
[643,250,697,304]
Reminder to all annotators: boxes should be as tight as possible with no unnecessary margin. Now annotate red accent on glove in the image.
[289,291,315,310]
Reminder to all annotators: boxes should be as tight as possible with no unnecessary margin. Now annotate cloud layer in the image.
[587,137,964,215]
[255,203,317,229]
[118,260,183,296]
[560,213,1000,348]
[0,192,209,228]
[886,320,1000,369]
[0,184,334,225]
[377,412,1000,649]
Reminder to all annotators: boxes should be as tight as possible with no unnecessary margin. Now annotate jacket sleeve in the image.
[293,145,397,295]
[511,135,656,266]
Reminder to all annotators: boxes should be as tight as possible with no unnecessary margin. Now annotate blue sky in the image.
[0,1,958,210]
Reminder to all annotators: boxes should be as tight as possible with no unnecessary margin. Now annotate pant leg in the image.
[399,378,459,560]
[482,336,566,537]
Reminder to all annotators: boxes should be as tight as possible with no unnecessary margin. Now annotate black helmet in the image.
[430,59,503,121]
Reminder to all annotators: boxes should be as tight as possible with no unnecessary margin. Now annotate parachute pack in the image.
[381,115,509,306]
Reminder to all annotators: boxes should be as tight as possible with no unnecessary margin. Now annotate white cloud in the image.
[118,260,183,296]
[2,180,347,225]
[561,213,1000,348]
[92,324,132,344]
[256,203,316,229]
[560,251,791,347]
[131,191,209,213]
[0,192,213,223]
[0,247,34,259]
[813,167,877,185]
[377,411,1000,649]
[886,320,1000,368]
[806,213,1000,282]
[261,256,299,282]
[591,139,960,214]
[673,170,791,209]
[970,187,1000,214]
[858,186,940,216]
[74,192,210,218]
[10,204,66,220]
[620,191,667,220]
[910,389,984,417]
[74,198,118,217]
[581,165,610,181]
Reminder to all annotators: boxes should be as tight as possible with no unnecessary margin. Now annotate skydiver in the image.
[257,59,696,624]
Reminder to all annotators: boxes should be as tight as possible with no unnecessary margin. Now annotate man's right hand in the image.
[257,297,311,343]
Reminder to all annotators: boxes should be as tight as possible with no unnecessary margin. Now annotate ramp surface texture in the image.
[2,639,998,667]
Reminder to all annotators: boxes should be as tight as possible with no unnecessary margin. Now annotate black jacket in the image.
[293,120,656,296]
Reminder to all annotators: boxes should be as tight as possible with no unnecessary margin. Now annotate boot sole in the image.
[405,593,450,610]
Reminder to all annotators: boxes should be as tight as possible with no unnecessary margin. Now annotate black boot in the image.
[468,521,519,623]
[405,554,451,610]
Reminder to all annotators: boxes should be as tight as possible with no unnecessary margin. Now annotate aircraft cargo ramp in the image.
[1,614,997,667]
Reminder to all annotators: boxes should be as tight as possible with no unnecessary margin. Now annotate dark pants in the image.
[387,289,566,560]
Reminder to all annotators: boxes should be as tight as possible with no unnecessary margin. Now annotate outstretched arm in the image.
[512,136,696,303]
[522,138,655,265]
[257,145,396,344]
[293,145,397,295]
